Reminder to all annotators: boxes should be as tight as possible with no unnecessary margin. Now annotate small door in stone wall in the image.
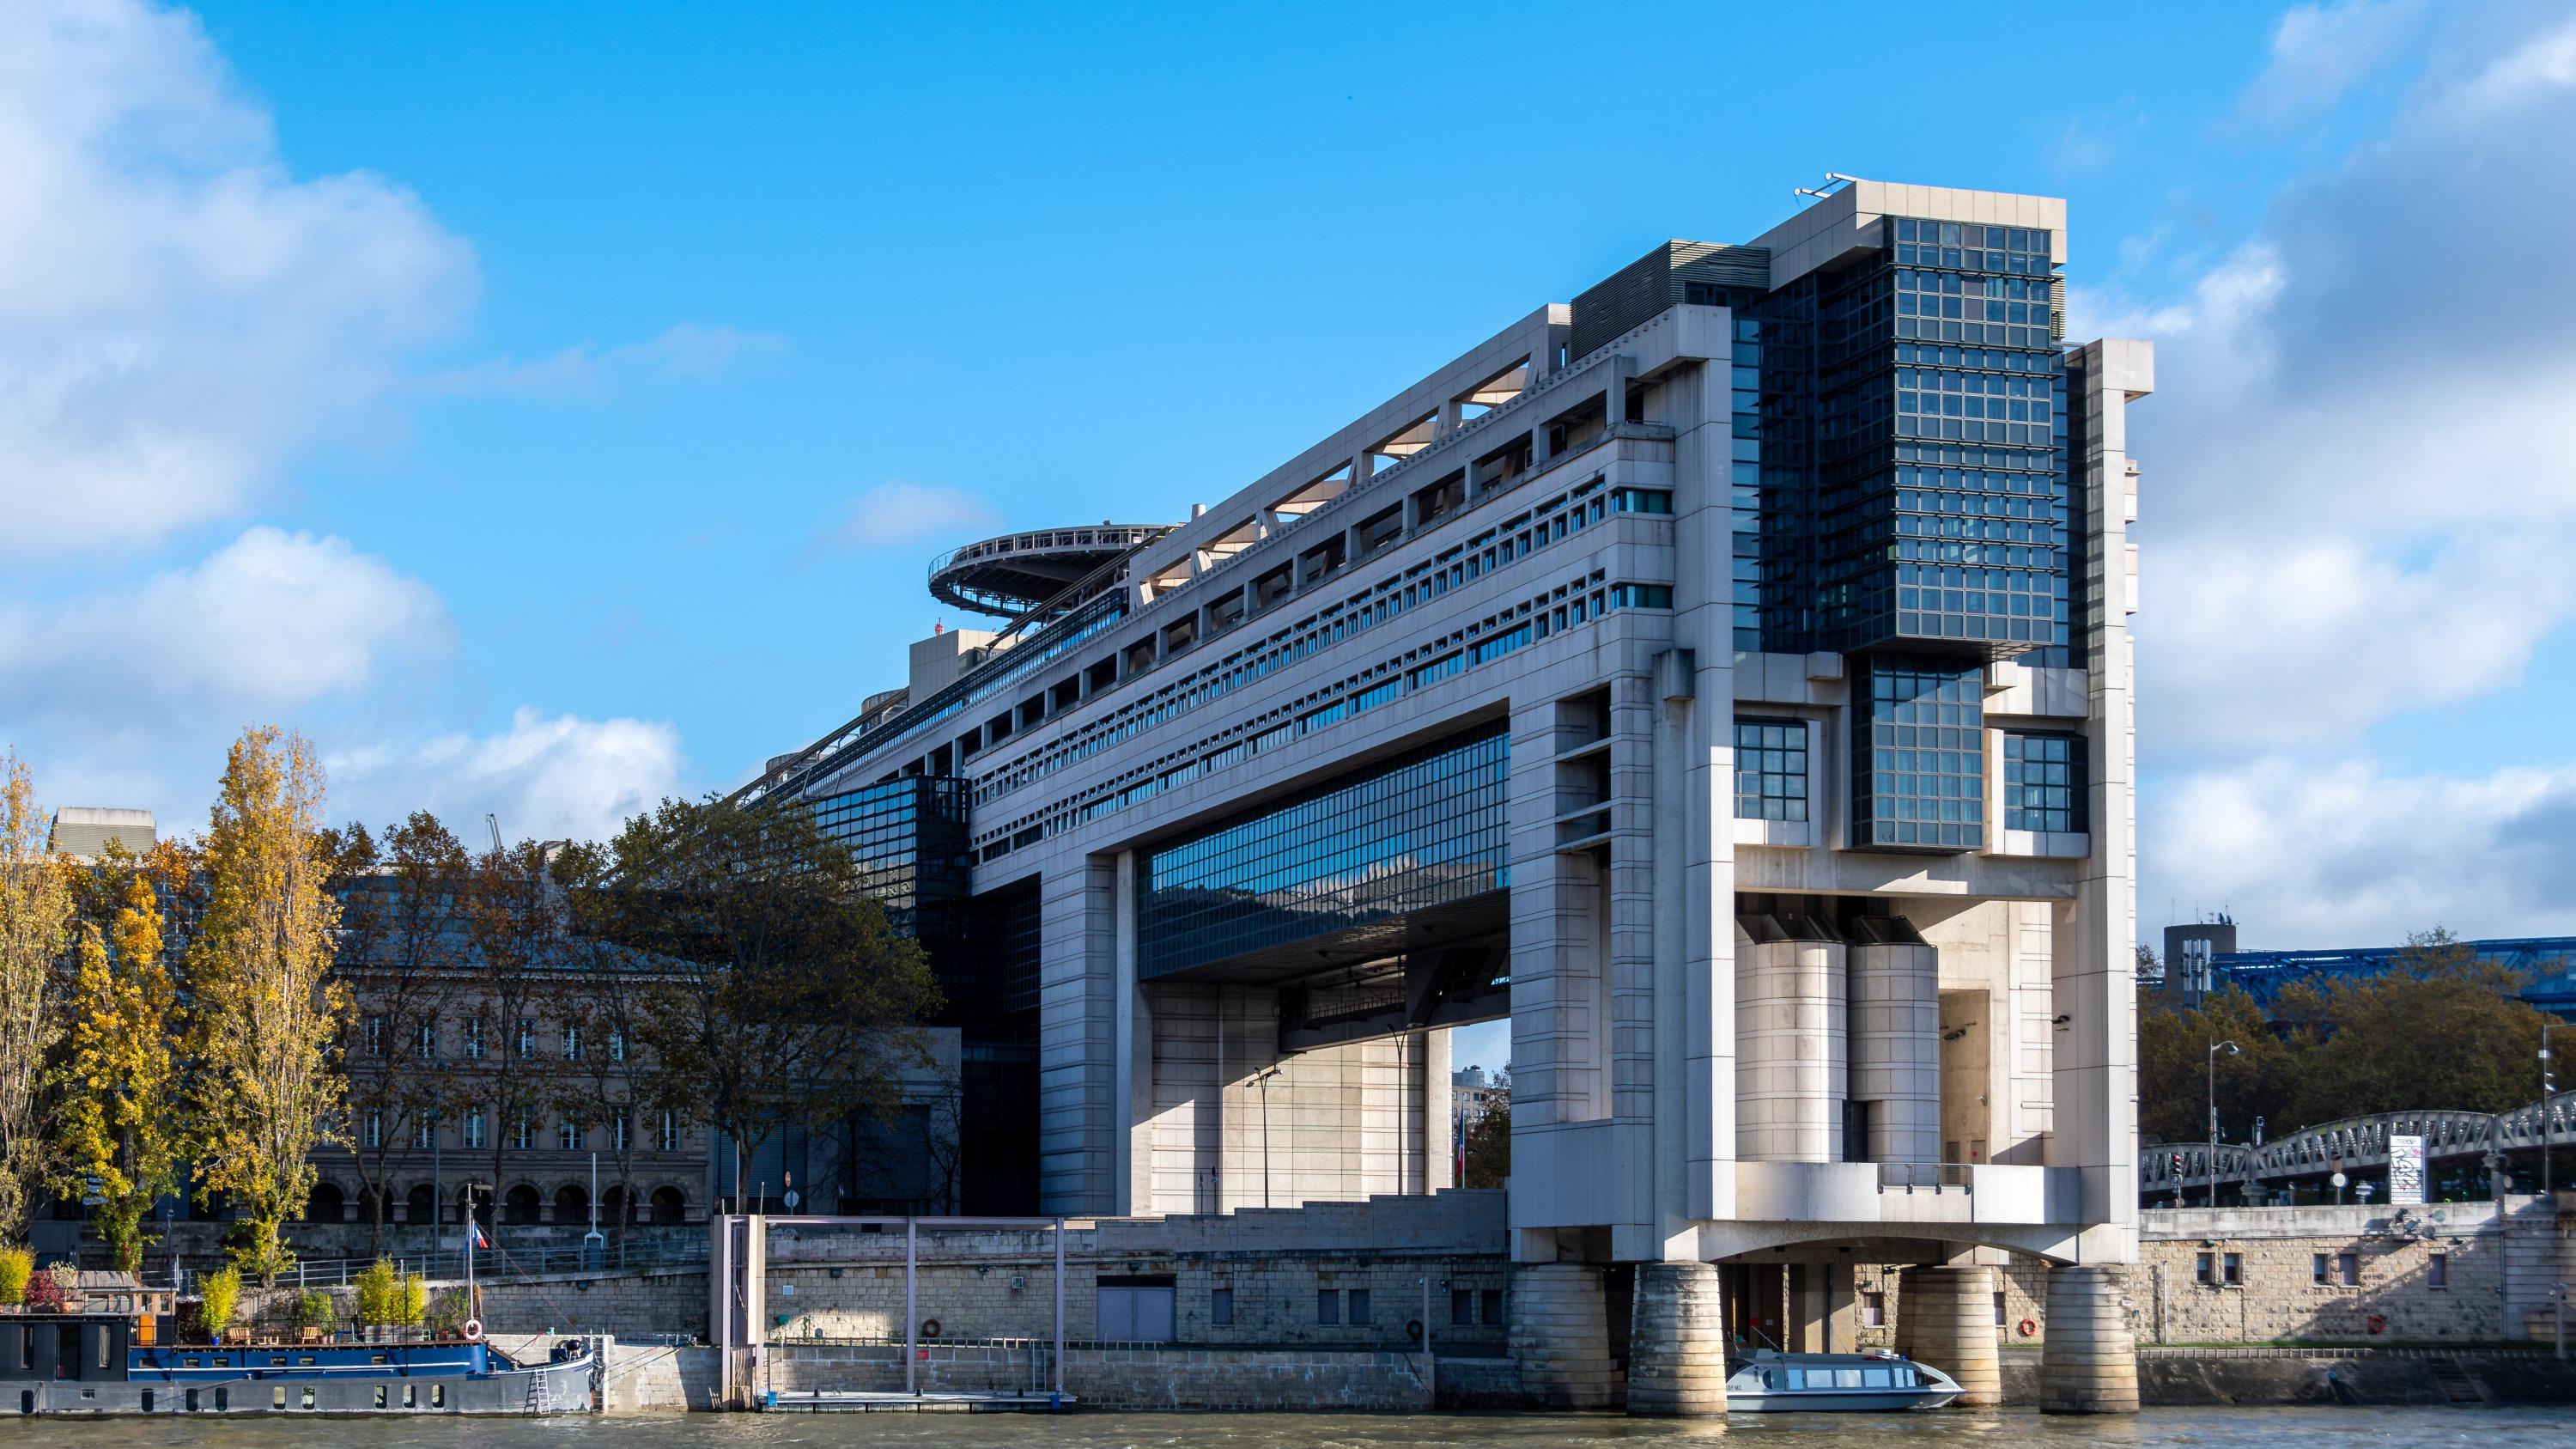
[1097,1278,1176,1342]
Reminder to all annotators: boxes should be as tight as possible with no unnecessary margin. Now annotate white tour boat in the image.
[1723,1348,1963,1412]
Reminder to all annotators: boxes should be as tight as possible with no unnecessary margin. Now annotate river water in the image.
[10,1407,2576,1447]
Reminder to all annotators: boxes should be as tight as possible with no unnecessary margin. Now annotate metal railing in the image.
[1876,1162,1974,1194]
[216,1234,710,1294]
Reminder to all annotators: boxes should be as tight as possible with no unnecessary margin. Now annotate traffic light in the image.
[2171,1152,2184,1176]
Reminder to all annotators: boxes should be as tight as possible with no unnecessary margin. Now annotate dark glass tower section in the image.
[808,776,1040,1211]
[1730,215,2071,853]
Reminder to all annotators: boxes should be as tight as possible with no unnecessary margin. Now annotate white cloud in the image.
[2236,0,2428,122]
[2144,756,2576,946]
[326,708,687,847]
[0,0,477,560]
[813,480,1001,554]
[2113,7,2576,755]
[419,322,787,399]
[0,526,448,717]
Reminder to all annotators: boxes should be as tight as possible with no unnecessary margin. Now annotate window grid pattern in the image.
[1851,656,1985,852]
[809,776,972,920]
[1733,718,1809,822]
[1137,728,1509,980]
[2003,731,2087,833]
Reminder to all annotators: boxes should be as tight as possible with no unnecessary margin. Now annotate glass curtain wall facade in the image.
[1136,726,1510,979]
[1734,215,2074,853]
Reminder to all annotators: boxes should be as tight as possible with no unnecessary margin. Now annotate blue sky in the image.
[8,1,2576,1077]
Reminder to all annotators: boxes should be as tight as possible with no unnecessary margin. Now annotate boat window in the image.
[374,1386,388,1409]
[431,1384,446,1409]
[298,1355,315,1366]
[1838,1368,1863,1388]
[211,1357,228,1367]
[371,1355,388,1364]
[269,1356,287,1367]
[1863,1367,1892,1386]
[1898,1366,1917,1385]
[214,1387,228,1411]
[301,1386,314,1409]
[185,1357,200,1368]
[404,1384,418,1409]
[271,1386,287,1410]
[1783,1369,1806,1389]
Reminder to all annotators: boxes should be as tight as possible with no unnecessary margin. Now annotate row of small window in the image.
[2190,1251,2445,1289]
[125,1385,449,1413]
[1891,217,2052,270]
[362,1016,621,1062]
[361,1107,683,1153]
[2003,733,2086,832]
[1893,516,2061,549]
[1895,611,2068,646]
[1895,580,2064,616]
[1895,539,2070,571]
[1897,343,2054,374]
[1892,490,2063,522]
[1895,269,2050,306]
[1898,317,2049,350]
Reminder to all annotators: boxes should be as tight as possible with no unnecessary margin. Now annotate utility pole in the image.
[2208,1039,2239,1210]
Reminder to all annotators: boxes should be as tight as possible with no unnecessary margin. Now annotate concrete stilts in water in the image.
[1895,1265,2001,1408]
[1625,1262,1728,1416]
[1508,1263,1619,1409]
[2038,1265,2140,1414]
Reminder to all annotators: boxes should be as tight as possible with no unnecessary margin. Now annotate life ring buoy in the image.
[2017,1317,2038,1338]
[2366,1313,2387,1335]
[459,1317,484,1341]
[920,1318,942,1341]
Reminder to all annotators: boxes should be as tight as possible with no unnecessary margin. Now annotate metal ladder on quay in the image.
[2427,1355,2493,1405]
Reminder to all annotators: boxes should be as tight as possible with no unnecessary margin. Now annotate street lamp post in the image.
[2543,1023,2557,1196]
[2208,1039,2239,1211]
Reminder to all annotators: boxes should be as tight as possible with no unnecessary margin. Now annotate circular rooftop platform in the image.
[929,523,1174,618]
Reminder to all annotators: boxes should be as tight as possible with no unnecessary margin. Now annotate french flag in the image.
[468,1221,489,1250]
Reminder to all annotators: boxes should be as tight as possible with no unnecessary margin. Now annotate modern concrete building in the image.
[746,178,2152,1413]
[46,807,155,860]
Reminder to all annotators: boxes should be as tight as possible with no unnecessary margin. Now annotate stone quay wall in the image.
[762,1342,1434,1411]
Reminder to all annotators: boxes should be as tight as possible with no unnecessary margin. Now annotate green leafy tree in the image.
[562,797,942,1210]
[199,1266,241,1341]
[188,728,349,1284]
[53,868,185,1273]
[0,1244,29,1305]
[2136,986,2292,1145]
[2282,930,2558,1126]
[1461,1096,1510,1189]
[0,749,74,1245]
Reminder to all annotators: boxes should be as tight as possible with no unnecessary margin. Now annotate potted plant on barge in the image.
[25,1264,76,1313]
[199,1266,240,1342]
[0,1245,29,1309]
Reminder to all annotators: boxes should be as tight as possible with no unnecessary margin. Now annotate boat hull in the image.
[5,1349,593,1416]
[1726,1386,1961,1412]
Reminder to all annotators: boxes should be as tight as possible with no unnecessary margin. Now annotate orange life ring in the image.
[2366,1313,2387,1335]
[2017,1317,2038,1338]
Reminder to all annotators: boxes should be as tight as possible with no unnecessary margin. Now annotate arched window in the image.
[405,1184,437,1226]
[554,1184,588,1225]
[602,1186,634,1226]
[650,1186,685,1226]
[306,1181,346,1224]
[503,1184,542,1225]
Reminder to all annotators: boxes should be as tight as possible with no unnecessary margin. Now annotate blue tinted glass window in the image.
[1136,728,1509,979]
[1733,717,1808,823]
[2003,731,2087,833]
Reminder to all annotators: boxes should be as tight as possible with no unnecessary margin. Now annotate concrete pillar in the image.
[2038,1266,2139,1414]
[1736,939,1847,1161]
[1625,1262,1728,1416]
[1508,1264,1619,1409]
[1896,1265,2000,1407]
[1848,941,1940,1165]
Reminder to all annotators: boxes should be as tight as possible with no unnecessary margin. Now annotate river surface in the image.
[10,1407,2576,1447]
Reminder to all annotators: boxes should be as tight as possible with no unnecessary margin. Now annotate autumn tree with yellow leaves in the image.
[0,750,75,1245]
[54,859,187,1275]
[187,728,349,1283]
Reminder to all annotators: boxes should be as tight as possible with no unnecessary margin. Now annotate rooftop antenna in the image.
[1792,172,1859,201]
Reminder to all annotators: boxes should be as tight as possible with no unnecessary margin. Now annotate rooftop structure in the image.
[47,807,155,859]
[750,178,2154,1415]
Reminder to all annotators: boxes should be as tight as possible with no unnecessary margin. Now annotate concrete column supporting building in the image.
[2038,1265,2140,1414]
[1625,1262,1729,1416]
[1895,1265,2001,1408]
[1508,1264,1619,1409]
[1847,940,1940,1165]
[1736,937,1847,1161]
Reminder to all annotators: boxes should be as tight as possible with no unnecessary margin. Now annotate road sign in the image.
[782,1189,800,1209]
[2390,1134,2426,1205]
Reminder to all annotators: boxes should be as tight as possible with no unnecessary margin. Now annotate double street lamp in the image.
[2208,1039,2239,1210]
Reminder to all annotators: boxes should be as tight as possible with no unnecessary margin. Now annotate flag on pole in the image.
[468,1221,488,1250]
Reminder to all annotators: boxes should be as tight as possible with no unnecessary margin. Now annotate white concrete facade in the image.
[762,182,2148,1300]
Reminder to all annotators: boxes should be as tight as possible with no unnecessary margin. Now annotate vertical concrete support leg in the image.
[1509,1264,1619,1409]
[1897,1265,2001,1408]
[1625,1262,1728,1416]
[2039,1266,2141,1415]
